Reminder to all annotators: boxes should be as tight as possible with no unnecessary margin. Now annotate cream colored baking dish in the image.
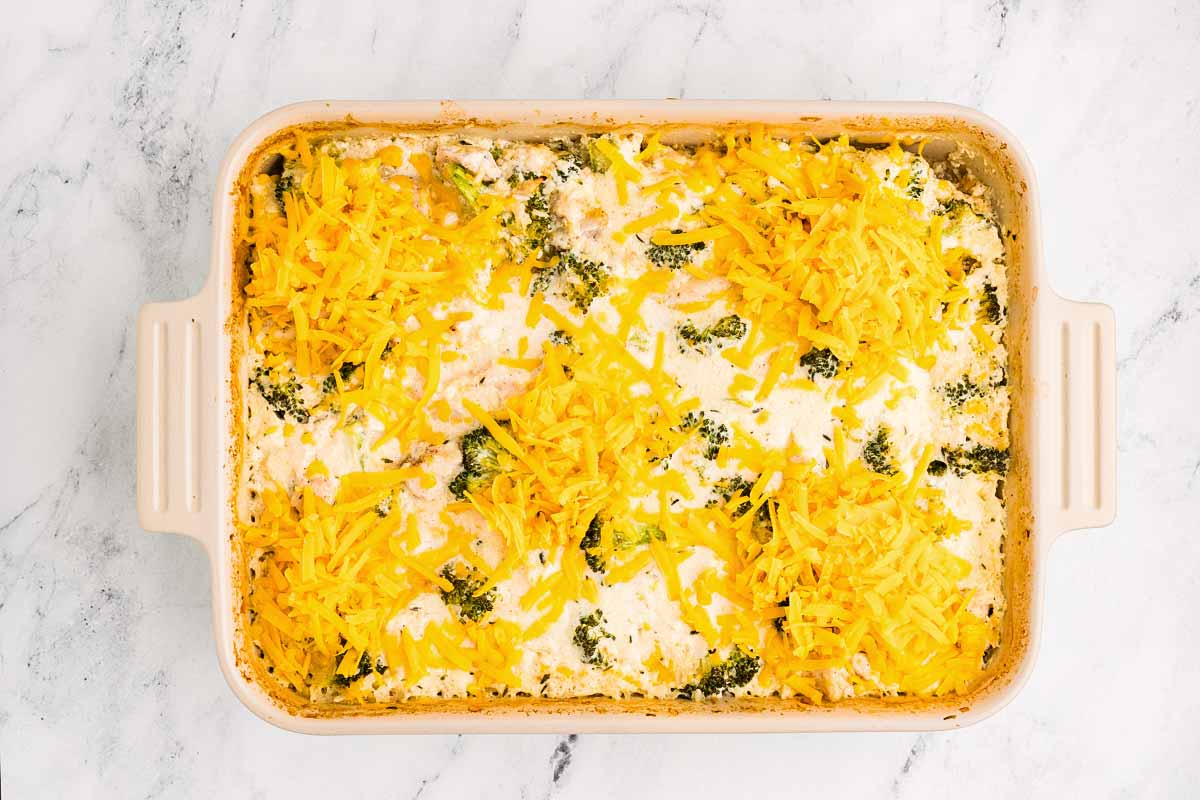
[135,100,1115,733]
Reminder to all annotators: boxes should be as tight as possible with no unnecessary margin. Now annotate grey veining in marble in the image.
[2,0,1198,797]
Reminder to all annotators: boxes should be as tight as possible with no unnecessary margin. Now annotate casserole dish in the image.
[136,100,1115,733]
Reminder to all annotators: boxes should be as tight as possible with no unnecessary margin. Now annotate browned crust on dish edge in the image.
[223,111,1035,724]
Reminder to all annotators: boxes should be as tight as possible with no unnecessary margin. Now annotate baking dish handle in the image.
[136,289,214,542]
[1045,294,1117,534]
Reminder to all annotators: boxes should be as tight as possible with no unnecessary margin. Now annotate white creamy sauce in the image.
[243,133,1011,702]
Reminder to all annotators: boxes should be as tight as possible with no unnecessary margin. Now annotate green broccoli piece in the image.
[581,517,664,574]
[448,424,511,500]
[274,174,294,211]
[707,475,773,542]
[798,347,840,379]
[646,232,706,269]
[580,515,605,573]
[678,411,730,460]
[251,366,310,423]
[321,361,360,394]
[524,182,554,259]
[706,315,748,340]
[981,282,1004,324]
[507,169,540,187]
[531,252,611,313]
[862,427,898,476]
[573,610,615,668]
[548,138,587,178]
[548,136,612,176]
[904,161,929,200]
[613,523,665,549]
[677,315,748,353]
[548,329,575,348]
[446,164,479,211]
[942,444,1009,476]
[555,155,585,180]
[438,563,496,623]
[941,374,984,409]
[926,459,948,477]
[676,646,761,698]
[529,264,555,295]
[772,599,789,633]
[329,650,384,687]
[560,253,610,312]
[936,198,970,217]
[587,139,612,172]
[708,475,754,516]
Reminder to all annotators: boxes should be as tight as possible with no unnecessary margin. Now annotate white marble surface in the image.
[2,0,1198,796]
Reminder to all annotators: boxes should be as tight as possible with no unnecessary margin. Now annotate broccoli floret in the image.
[560,253,610,312]
[941,374,984,409]
[613,523,665,548]
[936,198,970,217]
[676,646,761,698]
[981,281,1004,324]
[942,444,1009,476]
[274,174,294,211]
[708,475,754,515]
[523,181,555,258]
[448,424,511,500]
[329,650,382,687]
[321,361,360,394]
[677,315,748,353]
[707,475,772,542]
[581,517,664,574]
[251,366,310,423]
[772,599,789,633]
[678,411,730,460]
[446,164,479,211]
[573,610,614,668]
[798,347,840,379]
[548,329,575,348]
[548,138,587,178]
[548,136,611,176]
[507,169,539,187]
[750,503,775,543]
[926,459,948,477]
[580,515,605,573]
[646,231,705,270]
[862,427,898,476]
[438,563,496,623]
[555,154,585,180]
[706,315,748,340]
[906,174,924,199]
[531,252,611,312]
[529,263,554,295]
[585,138,612,173]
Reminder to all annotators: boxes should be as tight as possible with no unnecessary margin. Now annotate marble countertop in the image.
[2,0,1198,796]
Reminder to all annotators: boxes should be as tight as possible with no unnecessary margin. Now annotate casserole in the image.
[136,100,1115,732]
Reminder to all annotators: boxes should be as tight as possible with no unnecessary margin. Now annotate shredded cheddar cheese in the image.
[238,127,1011,706]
